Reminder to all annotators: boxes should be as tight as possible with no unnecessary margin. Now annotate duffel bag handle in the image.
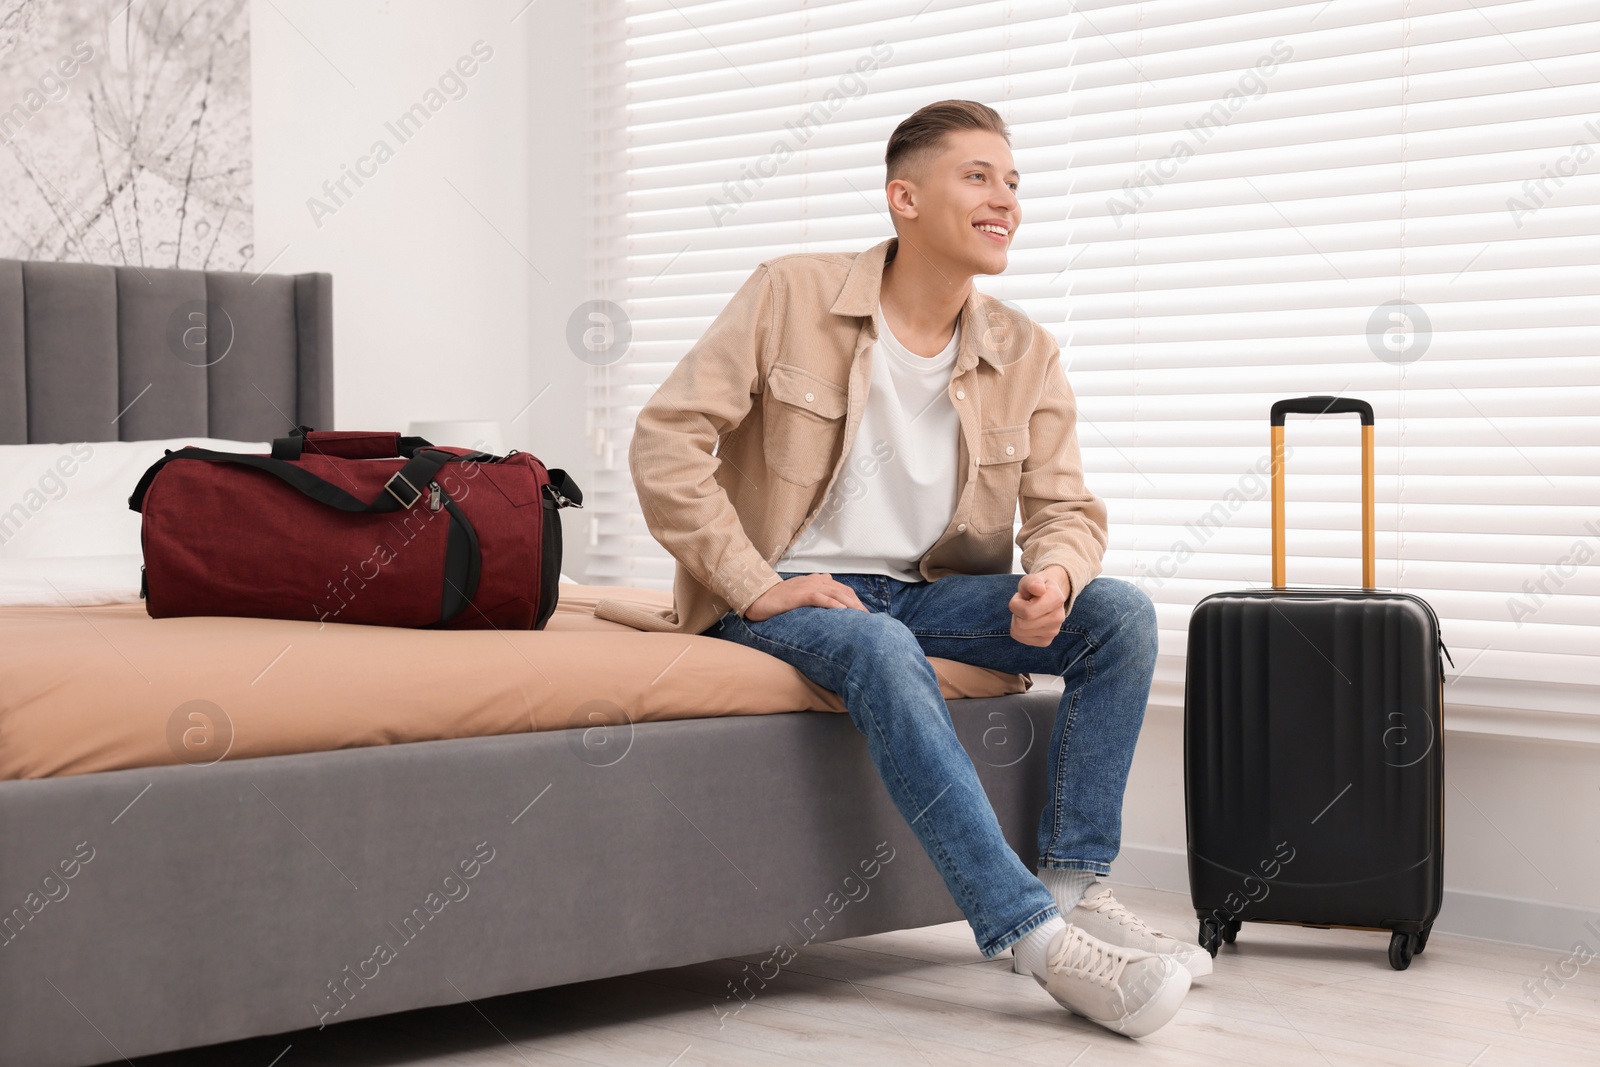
[271,426,436,461]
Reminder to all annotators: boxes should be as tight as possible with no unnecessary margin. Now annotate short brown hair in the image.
[885,100,1010,187]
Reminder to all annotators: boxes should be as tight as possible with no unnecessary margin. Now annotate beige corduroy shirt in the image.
[593,236,1109,637]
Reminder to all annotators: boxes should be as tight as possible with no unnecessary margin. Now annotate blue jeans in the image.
[699,571,1158,959]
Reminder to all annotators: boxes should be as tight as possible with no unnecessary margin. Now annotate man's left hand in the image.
[1010,565,1069,647]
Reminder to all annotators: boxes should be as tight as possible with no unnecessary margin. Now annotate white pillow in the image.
[0,438,270,559]
[0,554,145,606]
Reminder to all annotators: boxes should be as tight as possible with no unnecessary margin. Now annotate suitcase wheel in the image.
[1198,918,1224,958]
[1221,920,1239,944]
[1388,931,1420,971]
[1414,926,1430,955]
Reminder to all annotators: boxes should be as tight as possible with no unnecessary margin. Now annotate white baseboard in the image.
[1106,843,1599,953]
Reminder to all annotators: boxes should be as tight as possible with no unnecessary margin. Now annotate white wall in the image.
[250,0,591,576]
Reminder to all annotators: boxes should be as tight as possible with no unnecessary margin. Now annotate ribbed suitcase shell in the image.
[1182,396,1449,968]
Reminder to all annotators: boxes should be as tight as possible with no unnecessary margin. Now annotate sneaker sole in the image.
[1103,963,1191,1039]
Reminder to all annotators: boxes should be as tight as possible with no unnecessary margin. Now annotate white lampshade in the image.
[407,420,506,455]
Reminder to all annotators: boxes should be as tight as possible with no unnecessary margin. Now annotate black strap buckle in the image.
[384,470,423,508]
[542,482,582,509]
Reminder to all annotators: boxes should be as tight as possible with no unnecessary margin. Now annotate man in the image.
[594,100,1206,1039]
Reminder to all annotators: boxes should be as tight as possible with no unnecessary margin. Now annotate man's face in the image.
[890,127,1021,276]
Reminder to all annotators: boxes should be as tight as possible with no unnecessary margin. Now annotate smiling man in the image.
[597,100,1202,1038]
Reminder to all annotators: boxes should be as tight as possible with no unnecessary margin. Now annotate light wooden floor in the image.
[139,884,1598,1067]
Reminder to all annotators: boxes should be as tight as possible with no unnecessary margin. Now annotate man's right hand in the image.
[743,572,871,622]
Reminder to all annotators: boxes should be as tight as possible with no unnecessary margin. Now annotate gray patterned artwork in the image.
[0,0,253,270]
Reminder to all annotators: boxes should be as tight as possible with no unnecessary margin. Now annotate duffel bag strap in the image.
[129,447,458,514]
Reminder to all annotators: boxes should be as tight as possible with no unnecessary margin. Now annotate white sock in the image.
[1039,868,1097,913]
[1011,915,1067,980]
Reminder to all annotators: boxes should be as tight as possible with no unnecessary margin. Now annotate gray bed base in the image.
[0,256,1063,1064]
[0,691,1060,1066]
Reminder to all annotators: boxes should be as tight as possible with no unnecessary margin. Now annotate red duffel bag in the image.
[128,427,584,629]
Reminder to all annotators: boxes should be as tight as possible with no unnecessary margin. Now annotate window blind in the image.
[584,0,1599,740]
[1062,0,1599,739]
[580,0,1078,576]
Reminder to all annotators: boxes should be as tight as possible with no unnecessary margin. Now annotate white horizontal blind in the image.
[585,1,1599,735]
[1064,0,1600,730]
[583,0,1077,583]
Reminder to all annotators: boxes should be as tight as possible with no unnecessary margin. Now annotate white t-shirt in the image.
[776,303,961,581]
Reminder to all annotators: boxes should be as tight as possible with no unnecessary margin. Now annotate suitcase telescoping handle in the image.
[1270,396,1376,590]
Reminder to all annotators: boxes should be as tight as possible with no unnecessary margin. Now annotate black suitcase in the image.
[1183,396,1451,971]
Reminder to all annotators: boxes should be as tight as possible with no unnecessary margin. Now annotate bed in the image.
[0,258,1063,1066]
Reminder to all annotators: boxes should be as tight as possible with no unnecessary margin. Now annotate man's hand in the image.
[1010,565,1069,646]
[744,572,870,622]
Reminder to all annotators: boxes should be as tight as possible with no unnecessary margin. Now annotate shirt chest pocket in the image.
[970,424,1031,532]
[762,362,848,485]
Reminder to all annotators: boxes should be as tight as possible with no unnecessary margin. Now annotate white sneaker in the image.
[1015,883,1213,980]
[1027,923,1190,1039]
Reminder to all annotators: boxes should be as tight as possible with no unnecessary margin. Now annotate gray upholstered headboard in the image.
[0,259,333,444]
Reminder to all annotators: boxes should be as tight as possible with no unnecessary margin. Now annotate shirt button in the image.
[956,523,967,532]
[1005,445,1015,455]
[804,392,814,403]
[955,389,966,400]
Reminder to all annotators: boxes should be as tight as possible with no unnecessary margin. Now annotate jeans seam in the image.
[1048,645,1094,857]
[1037,860,1112,875]
[909,621,1094,642]
[907,628,1014,639]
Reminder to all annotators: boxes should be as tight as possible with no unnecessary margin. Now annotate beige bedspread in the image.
[0,583,1030,780]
